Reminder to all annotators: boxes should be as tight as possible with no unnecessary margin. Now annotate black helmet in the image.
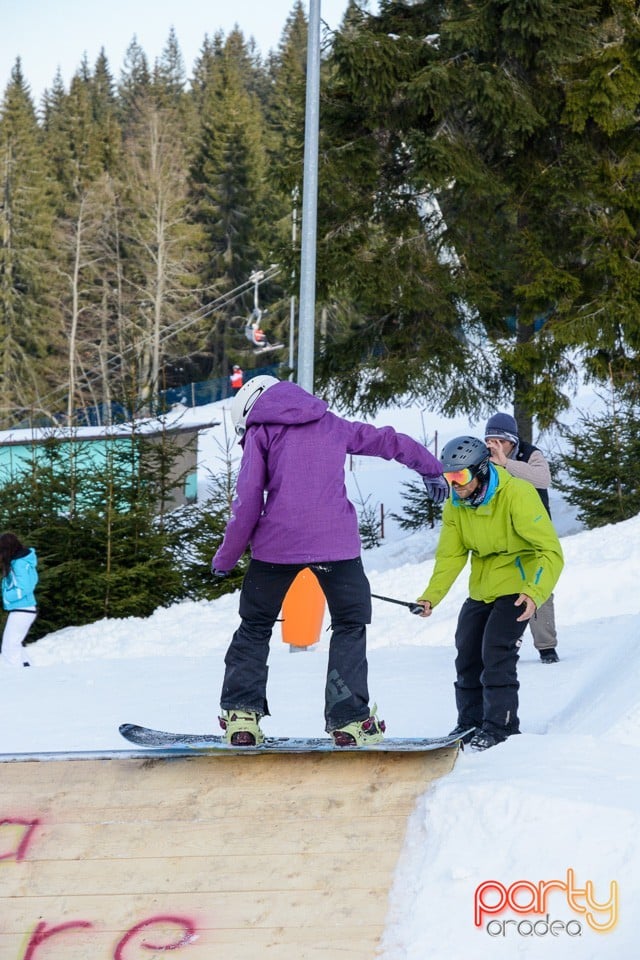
[441,436,490,482]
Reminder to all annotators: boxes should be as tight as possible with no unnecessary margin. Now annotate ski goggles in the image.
[443,467,475,486]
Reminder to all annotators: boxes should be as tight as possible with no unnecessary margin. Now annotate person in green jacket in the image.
[416,436,564,751]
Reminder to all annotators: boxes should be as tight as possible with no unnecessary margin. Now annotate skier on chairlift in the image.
[246,309,269,348]
[242,270,282,353]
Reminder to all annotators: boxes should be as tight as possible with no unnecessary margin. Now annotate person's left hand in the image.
[515,593,536,621]
[423,475,449,504]
[486,438,509,466]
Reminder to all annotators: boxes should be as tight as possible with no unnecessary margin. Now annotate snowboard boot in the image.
[468,729,505,752]
[331,705,386,747]
[539,648,559,663]
[218,709,265,746]
[448,723,477,745]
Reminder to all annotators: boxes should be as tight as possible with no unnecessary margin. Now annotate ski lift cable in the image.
[18,266,281,417]
[157,265,279,348]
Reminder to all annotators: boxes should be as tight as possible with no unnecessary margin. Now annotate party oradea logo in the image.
[474,868,618,937]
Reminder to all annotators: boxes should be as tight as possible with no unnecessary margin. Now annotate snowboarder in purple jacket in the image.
[212,376,446,747]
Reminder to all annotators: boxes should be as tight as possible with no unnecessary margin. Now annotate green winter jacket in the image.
[418,466,563,609]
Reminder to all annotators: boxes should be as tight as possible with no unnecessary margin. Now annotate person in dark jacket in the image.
[212,376,447,747]
[0,532,38,667]
[484,412,560,663]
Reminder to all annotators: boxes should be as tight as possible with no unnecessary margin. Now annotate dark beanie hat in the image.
[485,412,519,444]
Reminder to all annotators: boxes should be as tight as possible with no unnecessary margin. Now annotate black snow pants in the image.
[454,595,526,739]
[220,557,372,732]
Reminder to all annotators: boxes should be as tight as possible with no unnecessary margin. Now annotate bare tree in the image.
[120,96,202,413]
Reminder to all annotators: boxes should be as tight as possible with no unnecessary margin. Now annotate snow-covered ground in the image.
[1,383,636,959]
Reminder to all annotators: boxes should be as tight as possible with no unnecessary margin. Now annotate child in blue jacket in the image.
[0,532,38,667]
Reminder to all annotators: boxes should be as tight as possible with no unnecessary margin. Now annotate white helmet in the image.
[231,375,279,437]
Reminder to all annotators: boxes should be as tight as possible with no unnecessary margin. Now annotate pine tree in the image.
[549,1,640,401]
[57,56,121,189]
[0,431,190,634]
[118,37,152,130]
[266,1,308,201]
[414,0,640,438]
[0,59,58,425]
[556,396,640,529]
[316,0,640,433]
[90,50,121,172]
[390,479,443,531]
[192,28,268,283]
[190,33,219,114]
[261,1,308,330]
[152,27,187,106]
[313,2,482,416]
[190,29,270,376]
[41,69,70,177]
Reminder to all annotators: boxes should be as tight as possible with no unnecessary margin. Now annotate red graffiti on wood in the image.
[22,921,93,959]
[0,818,40,861]
[2,814,199,957]
[115,916,198,957]
[19,916,198,959]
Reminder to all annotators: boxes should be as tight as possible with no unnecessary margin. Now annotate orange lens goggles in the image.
[443,468,474,486]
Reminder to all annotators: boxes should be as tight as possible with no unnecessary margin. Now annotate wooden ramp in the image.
[0,747,458,959]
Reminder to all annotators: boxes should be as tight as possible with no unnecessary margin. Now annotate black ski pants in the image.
[454,595,526,739]
[220,557,372,732]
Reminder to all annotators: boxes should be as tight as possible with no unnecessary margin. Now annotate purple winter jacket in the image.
[212,381,443,570]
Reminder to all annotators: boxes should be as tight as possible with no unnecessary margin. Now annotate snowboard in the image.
[119,723,472,753]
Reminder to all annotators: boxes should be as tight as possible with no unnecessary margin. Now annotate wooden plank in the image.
[0,928,379,960]
[0,796,430,828]
[19,817,409,860]
[1,749,437,788]
[0,748,458,959]
[0,890,385,932]
[1,848,400,896]
[0,752,454,813]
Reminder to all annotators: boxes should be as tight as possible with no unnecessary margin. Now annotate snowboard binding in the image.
[331,705,386,747]
[219,709,265,746]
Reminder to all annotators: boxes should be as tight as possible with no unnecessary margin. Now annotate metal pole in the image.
[289,188,298,378]
[296,0,321,393]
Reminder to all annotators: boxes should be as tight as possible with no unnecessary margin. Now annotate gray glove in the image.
[423,475,449,505]
[211,566,230,580]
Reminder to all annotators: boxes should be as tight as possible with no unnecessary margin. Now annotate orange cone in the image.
[281,569,325,648]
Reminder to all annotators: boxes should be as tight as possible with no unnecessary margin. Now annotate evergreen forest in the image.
[1,0,640,634]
